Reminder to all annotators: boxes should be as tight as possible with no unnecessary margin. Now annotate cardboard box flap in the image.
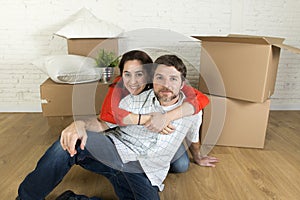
[273,43,300,54]
[193,35,285,45]
[228,35,300,53]
[227,34,285,45]
[55,8,122,39]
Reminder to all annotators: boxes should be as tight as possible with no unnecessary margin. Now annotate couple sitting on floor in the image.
[17,50,218,200]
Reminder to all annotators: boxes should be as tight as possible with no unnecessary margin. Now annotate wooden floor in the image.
[0,111,300,200]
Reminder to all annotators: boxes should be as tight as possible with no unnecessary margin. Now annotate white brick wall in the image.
[0,0,299,111]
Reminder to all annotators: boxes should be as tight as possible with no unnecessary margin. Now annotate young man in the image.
[16,55,217,200]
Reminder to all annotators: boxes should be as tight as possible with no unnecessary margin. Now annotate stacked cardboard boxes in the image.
[40,38,119,127]
[193,35,300,148]
[40,8,123,127]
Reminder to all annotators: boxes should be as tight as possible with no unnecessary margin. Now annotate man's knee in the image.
[39,139,72,165]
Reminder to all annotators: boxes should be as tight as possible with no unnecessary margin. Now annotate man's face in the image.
[153,64,183,106]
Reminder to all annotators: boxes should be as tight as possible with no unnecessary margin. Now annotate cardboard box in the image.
[54,8,121,57]
[41,37,119,126]
[67,38,119,57]
[193,35,300,103]
[46,115,97,128]
[200,95,271,148]
[40,78,110,117]
[46,116,75,127]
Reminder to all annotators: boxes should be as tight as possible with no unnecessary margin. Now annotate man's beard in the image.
[154,88,178,103]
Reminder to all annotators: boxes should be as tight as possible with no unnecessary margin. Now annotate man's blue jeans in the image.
[17,132,189,200]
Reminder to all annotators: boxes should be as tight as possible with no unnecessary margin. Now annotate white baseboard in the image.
[270,104,300,111]
[0,104,42,113]
[0,103,299,113]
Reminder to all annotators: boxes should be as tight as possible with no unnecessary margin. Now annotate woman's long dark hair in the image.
[115,50,154,91]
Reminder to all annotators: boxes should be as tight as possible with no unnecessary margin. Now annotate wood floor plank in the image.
[0,111,299,200]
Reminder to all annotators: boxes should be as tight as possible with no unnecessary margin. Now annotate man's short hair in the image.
[154,55,187,80]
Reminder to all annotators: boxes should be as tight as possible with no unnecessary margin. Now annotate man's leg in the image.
[55,170,160,200]
[169,143,190,173]
[41,132,159,200]
[109,169,160,200]
[55,190,101,200]
[80,132,160,200]
[74,158,160,200]
[18,139,75,200]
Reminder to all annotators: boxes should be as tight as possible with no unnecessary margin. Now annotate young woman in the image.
[98,50,209,172]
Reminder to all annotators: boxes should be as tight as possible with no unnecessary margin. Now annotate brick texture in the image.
[0,0,299,111]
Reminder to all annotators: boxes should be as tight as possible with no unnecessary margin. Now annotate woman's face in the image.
[122,60,147,95]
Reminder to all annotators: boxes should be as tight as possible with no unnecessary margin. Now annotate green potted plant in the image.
[95,49,120,83]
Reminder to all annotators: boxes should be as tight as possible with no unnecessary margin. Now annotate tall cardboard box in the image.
[200,95,270,148]
[193,35,300,103]
[54,8,121,57]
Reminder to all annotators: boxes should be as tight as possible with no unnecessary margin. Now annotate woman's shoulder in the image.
[109,76,122,87]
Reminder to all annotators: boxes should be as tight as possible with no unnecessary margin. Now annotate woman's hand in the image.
[159,124,176,134]
[144,112,176,134]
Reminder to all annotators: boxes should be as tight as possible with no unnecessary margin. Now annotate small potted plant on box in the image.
[95,49,120,83]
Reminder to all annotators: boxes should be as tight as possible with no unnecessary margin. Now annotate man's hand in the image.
[193,155,218,167]
[60,120,87,157]
[144,112,175,134]
[189,141,218,167]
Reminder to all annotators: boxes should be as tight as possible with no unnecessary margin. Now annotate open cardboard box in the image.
[193,34,300,103]
[54,8,121,57]
[42,15,120,126]
[200,95,271,148]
